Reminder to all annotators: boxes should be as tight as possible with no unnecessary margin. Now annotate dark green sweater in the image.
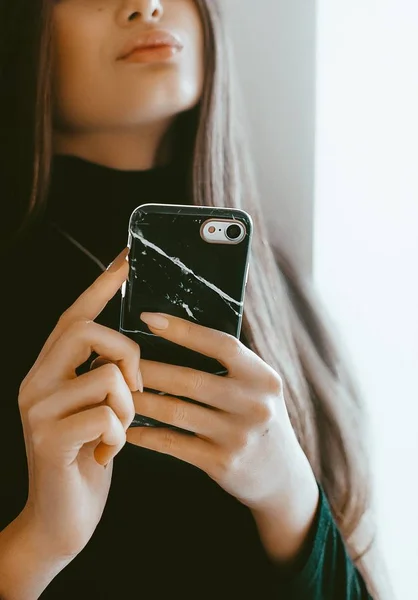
[0,155,372,599]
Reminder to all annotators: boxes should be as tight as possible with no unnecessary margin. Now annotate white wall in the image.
[223,0,316,275]
[315,2,418,599]
[226,1,418,597]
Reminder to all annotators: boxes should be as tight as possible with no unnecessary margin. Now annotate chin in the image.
[122,69,202,114]
[125,92,201,123]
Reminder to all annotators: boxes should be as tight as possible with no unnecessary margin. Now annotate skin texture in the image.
[52,0,204,169]
[1,251,138,599]
[0,257,318,598]
[127,312,320,561]
[0,2,321,598]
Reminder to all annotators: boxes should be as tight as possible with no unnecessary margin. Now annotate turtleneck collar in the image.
[46,154,190,266]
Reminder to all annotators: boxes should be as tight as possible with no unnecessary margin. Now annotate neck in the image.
[52,119,175,171]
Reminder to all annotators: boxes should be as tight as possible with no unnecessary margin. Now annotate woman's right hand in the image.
[17,248,141,563]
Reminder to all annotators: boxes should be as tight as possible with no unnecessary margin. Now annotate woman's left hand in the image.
[126,313,319,553]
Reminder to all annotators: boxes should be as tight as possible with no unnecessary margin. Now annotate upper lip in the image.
[118,30,184,59]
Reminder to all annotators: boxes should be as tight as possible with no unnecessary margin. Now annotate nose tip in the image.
[128,2,163,23]
[129,9,160,22]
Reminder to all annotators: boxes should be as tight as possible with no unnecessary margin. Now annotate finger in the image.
[65,247,129,323]
[132,390,228,440]
[47,405,126,467]
[140,360,244,413]
[28,364,135,431]
[126,426,212,472]
[140,313,262,379]
[91,356,143,402]
[22,248,129,388]
[91,355,142,391]
[30,321,141,398]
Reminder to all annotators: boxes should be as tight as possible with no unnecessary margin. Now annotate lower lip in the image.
[121,45,182,64]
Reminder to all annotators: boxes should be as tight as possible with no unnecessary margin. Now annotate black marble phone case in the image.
[120,203,253,428]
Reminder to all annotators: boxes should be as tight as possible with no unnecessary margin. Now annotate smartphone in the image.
[120,203,253,428]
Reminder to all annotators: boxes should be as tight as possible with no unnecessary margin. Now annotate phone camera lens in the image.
[226,224,243,240]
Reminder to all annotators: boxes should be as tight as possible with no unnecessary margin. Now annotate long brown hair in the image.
[0,0,388,595]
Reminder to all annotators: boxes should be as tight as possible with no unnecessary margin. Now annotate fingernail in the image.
[140,313,169,330]
[137,371,144,393]
[107,248,129,273]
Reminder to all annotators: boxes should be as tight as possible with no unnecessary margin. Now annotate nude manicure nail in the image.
[140,313,169,330]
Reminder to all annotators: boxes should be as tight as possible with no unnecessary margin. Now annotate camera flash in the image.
[208,226,216,233]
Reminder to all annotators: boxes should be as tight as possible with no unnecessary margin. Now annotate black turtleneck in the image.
[0,156,372,599]
[46,154,191,266]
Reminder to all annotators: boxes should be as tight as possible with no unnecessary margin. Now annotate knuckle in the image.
[187,371,205,395]
[161,430,175,453]
[18,388,31,412]
[57,310,85,334]
[101,362,123,388]
[26,402,46,429]
[57,309,71,329]
[184,321,194,341]
[221,334,243,360]
[99,404,118,429]
[231,429,251,452]
[100,364,135,427]
[67,318,92,339]
[127,338,141,360]
[19,379,45,413]
[172,400,188,426]
[215,451,236,478]
[253,396,277,426]
[266,370,283,396]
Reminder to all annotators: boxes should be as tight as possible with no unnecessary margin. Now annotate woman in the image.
[0,0,390,598]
